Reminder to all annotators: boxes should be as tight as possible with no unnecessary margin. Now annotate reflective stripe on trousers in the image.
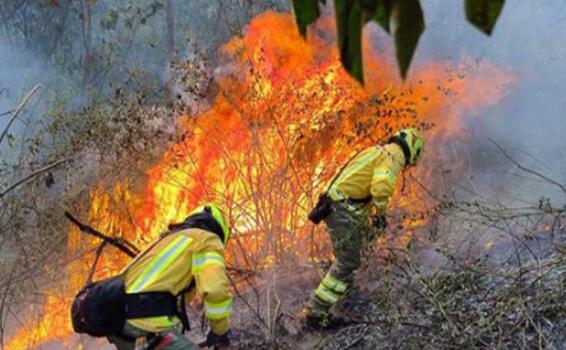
[308,201,369,316]
[313,272,349,305]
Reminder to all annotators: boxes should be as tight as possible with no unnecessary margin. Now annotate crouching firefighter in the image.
[71,204,233,349]
[305,128,425,329]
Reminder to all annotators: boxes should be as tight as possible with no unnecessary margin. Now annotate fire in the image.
[5,295,72,350]
[6,11,513,349]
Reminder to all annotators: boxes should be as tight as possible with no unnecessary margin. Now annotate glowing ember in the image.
[6,11,512,349]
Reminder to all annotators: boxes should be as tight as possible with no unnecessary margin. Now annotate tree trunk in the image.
[165,0,175,99]
[165,0,175,61]
[82,0,94,105]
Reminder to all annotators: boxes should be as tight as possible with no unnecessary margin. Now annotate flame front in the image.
[6,11,512,349]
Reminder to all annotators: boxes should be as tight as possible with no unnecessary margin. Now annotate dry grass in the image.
[224,199,566,350]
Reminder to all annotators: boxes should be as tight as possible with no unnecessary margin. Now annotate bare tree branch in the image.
[86,241,108,284]
[489,139,566,195]
[0,110,14,118]
[0,157,72,199]
[0,84,42,145]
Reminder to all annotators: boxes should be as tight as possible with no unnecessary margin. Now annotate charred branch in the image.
[64,211,140,258]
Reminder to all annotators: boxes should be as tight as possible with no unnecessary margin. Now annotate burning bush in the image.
[5,10,513,350]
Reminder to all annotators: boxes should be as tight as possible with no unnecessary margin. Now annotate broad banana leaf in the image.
[334,0,366,84]
[390,0,425,79]
[290,0,504,83]
[369,0,393,33]
[465,0,505,35]
[290,0,322,37]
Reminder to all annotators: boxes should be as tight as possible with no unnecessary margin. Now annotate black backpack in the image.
[71,275,191,338]
[71,276,128,336]
[71,234,192,338]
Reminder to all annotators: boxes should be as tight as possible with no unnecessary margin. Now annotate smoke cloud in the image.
[415,1,566,204]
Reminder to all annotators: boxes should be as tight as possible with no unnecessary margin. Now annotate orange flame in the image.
[6,11,513,349]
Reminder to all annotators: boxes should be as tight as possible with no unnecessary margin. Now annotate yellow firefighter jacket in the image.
[328,143,406,213]
[121,228,232,334]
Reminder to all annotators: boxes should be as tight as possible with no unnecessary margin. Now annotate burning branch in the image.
[64,211,140,257]
[65,211,253,275]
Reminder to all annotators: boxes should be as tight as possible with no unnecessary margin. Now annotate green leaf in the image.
[465,0,505,35]
[290,0,322,37]
[390,0,425,79]
[368,0,393,33]
[334,0,366,84]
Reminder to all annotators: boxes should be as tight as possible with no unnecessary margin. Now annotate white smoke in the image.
[416,0,566,204]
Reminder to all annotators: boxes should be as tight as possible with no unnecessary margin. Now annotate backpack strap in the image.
[123,280,196,333]
[175,279,196,333]
[124,292,178,319]
[124,290,191,334]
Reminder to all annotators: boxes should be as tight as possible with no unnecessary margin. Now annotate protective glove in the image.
[372,214,387,231]
[206,329,232,348]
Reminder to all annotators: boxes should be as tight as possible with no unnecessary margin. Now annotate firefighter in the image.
[305,128,425,329]
[107,204,233,350]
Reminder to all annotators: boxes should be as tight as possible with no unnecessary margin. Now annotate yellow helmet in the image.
[186,203,230,244]
[392,128,425,166]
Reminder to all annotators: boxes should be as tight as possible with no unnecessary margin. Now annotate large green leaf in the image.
[368,0,393,33]
[291,0,506,83]
[465,0,505,35]
[334,0,366,84]
[292,0,425,82]
[290,0,322,37]
[390,0,425,79]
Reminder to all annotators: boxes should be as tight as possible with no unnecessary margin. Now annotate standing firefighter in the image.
[305,128,425,328]
[71,204,233,350]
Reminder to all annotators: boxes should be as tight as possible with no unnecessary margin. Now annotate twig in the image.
[0,267,16,350]
[86,241,109,284]
[0,110,14,118]
[226,266,256,276]
[226,273,268,329]
[0,157,72,199]
[401,321,431,330]
[489,139,566,194]
[0,84,42,145]
[343,328,370,350]
[64,211,140,257]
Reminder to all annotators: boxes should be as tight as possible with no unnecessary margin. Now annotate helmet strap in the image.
[389,135,411,167]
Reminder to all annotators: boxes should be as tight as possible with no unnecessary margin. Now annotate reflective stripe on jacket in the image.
[122,228,232,334]
[328,143,405,213]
